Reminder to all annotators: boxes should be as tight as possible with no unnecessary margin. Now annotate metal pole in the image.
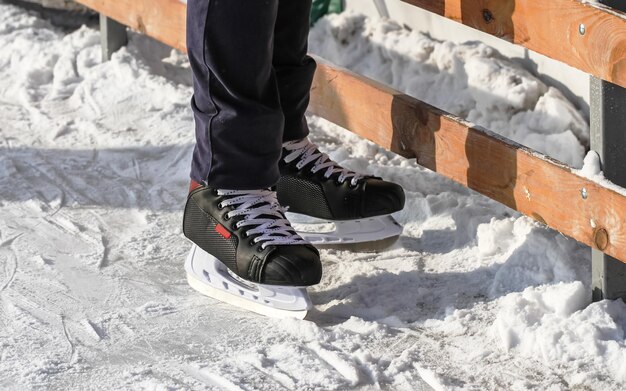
[373,0,390,18]
[590,0,626,302]
[100,14,128,61]
[590,78,626,301]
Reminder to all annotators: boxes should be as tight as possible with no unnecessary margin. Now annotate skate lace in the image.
[283,138,364,186]
[217,189,308,249]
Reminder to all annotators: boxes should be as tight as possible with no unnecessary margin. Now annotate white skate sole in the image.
[185,245,312,319]
[286,213,403,246]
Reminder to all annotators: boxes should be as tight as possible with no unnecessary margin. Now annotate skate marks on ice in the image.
[0,5,200,387]
[185,311,573,390]
[0,144,193,211]
[0,226,215,390]
[184,317,437,391]
[1,3,625,390]
[0,234,23,293]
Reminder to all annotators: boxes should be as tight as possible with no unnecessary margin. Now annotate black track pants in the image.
[187,0,316,189]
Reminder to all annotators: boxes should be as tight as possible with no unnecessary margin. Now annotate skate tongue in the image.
[283,138,365,185]
[219,190,283,221]
[216,189,308,248]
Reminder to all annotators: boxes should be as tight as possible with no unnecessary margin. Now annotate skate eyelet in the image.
[217,203,224,209]
[223,213,230,220]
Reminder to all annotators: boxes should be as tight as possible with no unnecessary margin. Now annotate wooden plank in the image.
[309,58,626,263]
[401,0,626,89]
[77,0,626,89]
[74,0,187,53]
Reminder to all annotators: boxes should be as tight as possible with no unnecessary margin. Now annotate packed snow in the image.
[575,150,626,198]
[309,13,590,168]
[1,4,625,390]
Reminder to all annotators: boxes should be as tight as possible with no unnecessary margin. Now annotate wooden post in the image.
[100,14,128,61]
[590,0,626,302]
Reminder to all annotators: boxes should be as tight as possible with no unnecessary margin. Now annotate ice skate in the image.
[277,138,405,250]
[183,181,322,318]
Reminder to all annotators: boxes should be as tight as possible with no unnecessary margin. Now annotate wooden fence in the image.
[73,0,626,300]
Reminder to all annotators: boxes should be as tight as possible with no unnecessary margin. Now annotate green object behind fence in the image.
[311,0,343,25]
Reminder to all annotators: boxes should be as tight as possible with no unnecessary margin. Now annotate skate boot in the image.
[183,181,322,318]
[277,138,405,250]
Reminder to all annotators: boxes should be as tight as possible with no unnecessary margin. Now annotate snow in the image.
[494,283,626,384]
[1,4,625,390]
[574,150,626,198]
[309,12,589,168]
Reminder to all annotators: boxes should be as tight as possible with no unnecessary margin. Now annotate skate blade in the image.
[185,245,311,319]
[287,213,403,251]
[317,235,400,252]
[186,273,309,319]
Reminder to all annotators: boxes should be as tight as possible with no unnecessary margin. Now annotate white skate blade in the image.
[185,245,311,319]
[287,213,403,246]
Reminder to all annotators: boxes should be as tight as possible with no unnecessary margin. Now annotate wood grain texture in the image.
[74,0,187,52]
[401,0,626,88]
[78,0,626,87]
[309,58,626,263]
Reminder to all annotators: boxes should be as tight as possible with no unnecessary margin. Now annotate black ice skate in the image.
[277,138,405,249]
[183,181,322,318]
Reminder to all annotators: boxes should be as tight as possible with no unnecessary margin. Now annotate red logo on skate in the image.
[215,224,231,239]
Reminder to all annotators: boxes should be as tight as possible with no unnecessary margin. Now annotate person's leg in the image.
[187,0,283,189]
[184,1,322,313]
[273,0,317,142]
[272,2,405,249]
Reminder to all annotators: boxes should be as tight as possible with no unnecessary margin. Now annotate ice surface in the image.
[0,4,625,390]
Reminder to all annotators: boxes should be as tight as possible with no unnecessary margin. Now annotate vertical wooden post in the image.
[100,14,128,61]
[590,0,626,302]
